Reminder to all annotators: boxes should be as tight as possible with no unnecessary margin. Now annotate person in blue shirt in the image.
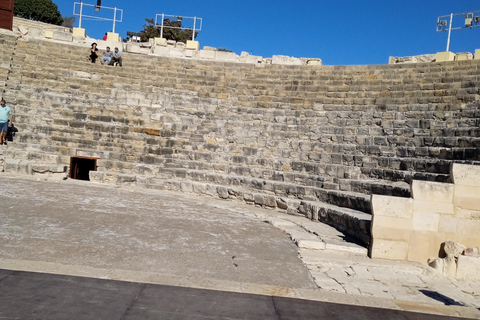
[109,47,123,67]
[0,98,13,145]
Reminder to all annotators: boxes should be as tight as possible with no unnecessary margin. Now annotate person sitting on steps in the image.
[89,42,98,63]
[109,47,123,67]
[101,46,113,65]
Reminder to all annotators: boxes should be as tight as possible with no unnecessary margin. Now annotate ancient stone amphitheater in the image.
[0,23,479,249]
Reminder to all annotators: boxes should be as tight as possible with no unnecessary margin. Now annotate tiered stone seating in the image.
[1,34,479,246]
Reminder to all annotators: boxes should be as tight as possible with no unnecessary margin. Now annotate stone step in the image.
[87,170,372,245]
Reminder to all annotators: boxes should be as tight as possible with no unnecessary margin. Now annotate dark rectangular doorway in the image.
[70,156,97,180]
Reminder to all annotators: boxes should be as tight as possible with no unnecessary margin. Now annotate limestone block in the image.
[370,239,409,260]
[371,195,413,218]
[475,49,480,59]
[456,219,480,238]
[413,200,454,215]
[454,185,480,211]
[169,49,184,58]
[180,182,193,193]
[198,50,216,59]
[297,240,326,250]
[17,25,28,35]
[443,240,466,258]
[411,180,454,203]
[412,211,440,232]
[306,60,321,66]
[370,226,411,242]
[44,30,54,39]
[436,51,455,62]
[438,216,458,233]
[125,43,151,54]
[186,40,199,50]
[217,186,229,199]
[216,51,238,62]
[407,232,445,263]
[456,52,473,61]
[103,173,118,184]
[166,40,176,47]
[53,31,73,42]
[456,255,480,281]
[272,55,302,65]
[26,28,42,39]
[153,46,170,56]
[154,38,167,46]
[452,163,480,187]
[89,171,103,183]
[73,28,85,38]
[203,46,216,51]
[185,50,194,58]
[106,32,120,43]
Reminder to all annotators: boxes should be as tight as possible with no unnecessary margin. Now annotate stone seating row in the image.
[2,35,479,246]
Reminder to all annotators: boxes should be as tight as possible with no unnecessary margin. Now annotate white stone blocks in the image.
[436,51,455,62]
[370,164,480,266]
[456,52,473,61]
[452,163,480,186]
[456,255,480,281]
[198,50,216,60]
[186,40,199,50]
[216,51,238,62]
[72,28,85,38]
[475,49,480,59]
[411,180,454,203]
[371,195,413,218]
[272,55,302,65]
[370,239,409,260]
[106,32,120,43]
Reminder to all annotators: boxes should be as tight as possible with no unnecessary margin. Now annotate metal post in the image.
[446,13,453,52]
[112,7,117,33]
[192,16,196,41]
[160,13,164,38]
[79,2,83,28]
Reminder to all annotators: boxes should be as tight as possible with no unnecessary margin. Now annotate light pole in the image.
[437,10,480,52]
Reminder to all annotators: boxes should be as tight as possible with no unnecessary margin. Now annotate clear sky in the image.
[53,0,480,65]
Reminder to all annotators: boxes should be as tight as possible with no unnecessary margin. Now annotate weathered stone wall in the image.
[371,163,480,267]
[0,33,479,246]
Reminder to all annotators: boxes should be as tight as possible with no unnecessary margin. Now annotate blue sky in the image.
[53,0,480,65]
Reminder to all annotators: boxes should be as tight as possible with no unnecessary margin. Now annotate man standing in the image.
[0,98,12,145]
[101,46,113,65]
[109,47,123,67]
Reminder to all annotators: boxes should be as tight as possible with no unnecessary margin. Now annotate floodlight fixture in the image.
[437,10,480,51]
[437,20,447,27]
[94,0,101,11]
[465,13,473,27]
[177,17,182,22]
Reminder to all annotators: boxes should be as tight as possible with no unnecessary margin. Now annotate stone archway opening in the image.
[70,156,97,181]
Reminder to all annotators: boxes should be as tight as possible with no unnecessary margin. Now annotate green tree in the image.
[14,0,63,25]
[127,18,198,43]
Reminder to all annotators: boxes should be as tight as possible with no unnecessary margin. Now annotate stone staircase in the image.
[1,34,479,247]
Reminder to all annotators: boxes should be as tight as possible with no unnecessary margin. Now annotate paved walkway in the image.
[0,176,479,319]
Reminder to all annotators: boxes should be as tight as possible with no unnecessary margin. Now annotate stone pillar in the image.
[436,51,455,62]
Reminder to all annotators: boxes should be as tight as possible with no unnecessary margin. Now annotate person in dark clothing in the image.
[89,42,98,63]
